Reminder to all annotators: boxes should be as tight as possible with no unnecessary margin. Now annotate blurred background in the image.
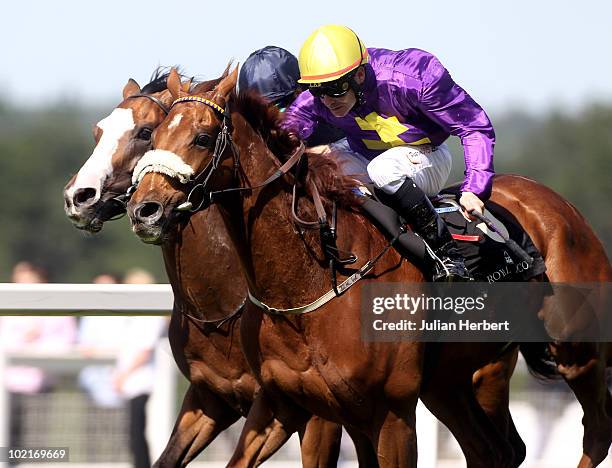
[0,0,610,281]
[0,0,610,466]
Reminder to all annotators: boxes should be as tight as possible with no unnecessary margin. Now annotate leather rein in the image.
[128,94,399,315]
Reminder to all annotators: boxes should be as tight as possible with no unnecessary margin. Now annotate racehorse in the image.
[66,62,612,466]
[64,69,348,467]
[65,68,528,466]
[125,67,535,467]
[127,66,611,468]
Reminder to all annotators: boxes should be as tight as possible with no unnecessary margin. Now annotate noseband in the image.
[129,94,306,214]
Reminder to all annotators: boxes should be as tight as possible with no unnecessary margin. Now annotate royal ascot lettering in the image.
[486,260,532,283]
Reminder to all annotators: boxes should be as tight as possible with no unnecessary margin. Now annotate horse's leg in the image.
[472,350,526,466]
[549,342,612,468]
[421,385,515,468]
[491,176,612,466]
[298,415,342,468]
[345,426,379,467]
[153,384,240,468]
[372,410,417,468]
[420,343,517,468]
[227,391,309,467]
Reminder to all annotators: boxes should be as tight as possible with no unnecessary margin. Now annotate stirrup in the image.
[432,257,472,282]
[422,239,472,282]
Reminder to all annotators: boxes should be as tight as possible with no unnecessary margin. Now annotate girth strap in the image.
[248,221,403,315]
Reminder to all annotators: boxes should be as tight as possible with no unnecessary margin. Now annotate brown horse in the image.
[64,69,346,467]
[64,68,533,466]
[126,67,548,467]
[487,175,612,468]
[127,66,611,467]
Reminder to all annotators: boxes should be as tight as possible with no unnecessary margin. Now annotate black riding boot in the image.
[387,179,472,281]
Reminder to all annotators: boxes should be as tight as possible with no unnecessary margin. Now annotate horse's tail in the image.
[518,342,560,380]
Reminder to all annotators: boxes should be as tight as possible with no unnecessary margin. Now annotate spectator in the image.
[116,268,166,468]
[0,261,77,451]
[77,273,124,408]
[78,269,165,467]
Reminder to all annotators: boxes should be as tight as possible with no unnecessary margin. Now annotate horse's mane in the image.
[234,90,297,158]
[141,66,186,94]
[233,90,361,209]
[141,66,228,95]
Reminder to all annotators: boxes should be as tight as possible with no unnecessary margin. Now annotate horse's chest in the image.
[259,358,330,404]
[188,359,256,413]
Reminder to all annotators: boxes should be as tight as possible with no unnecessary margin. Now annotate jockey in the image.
[238,46,344,146]
[284,25,496,281]
[238,46,301,111]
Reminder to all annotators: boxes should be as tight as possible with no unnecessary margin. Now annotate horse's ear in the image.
[122,79,141,99]
[214,66,238,101]
[182,77,193,93]
[167,68,183,100]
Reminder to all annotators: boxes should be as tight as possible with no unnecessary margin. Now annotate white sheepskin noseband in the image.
[132,149,195,185]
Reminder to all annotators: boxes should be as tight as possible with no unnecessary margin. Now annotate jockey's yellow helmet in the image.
[297,25,368,84]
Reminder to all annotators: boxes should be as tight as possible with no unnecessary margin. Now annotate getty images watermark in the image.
[361,282,612,342]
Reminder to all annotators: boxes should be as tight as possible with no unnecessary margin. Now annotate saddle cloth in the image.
[435,200,546,283]
[359,185,547,283]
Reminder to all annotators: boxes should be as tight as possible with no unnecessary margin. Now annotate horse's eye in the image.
[195,133,211,148]
[136,127,153,141]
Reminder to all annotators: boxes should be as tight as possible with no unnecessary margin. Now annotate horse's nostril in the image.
[134,202,164,223]
[73,188,97,207]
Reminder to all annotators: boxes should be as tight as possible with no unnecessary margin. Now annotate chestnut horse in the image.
[64,68,534,466]
[64,68,526,467]
[127,67,611,468]
[64,69,348,467]
[126,68,538,467]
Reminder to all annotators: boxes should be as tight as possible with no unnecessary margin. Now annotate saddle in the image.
[359,184,547,283]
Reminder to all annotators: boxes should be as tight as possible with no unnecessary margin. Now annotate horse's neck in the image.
[217,118,334,308]
[161,206,247,322]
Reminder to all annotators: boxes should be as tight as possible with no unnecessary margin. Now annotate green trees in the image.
[500,105,612,253]
[0,100,165,282]
[0,99,609,282]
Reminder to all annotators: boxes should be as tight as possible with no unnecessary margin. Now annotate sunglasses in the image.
[309,79,351,98]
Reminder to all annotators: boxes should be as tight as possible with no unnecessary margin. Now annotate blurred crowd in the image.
[0,261,168,468]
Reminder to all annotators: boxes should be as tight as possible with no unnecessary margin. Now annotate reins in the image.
[158,96,307,213]
[129,93,401,315]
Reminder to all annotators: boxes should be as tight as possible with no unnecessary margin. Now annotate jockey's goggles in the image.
[308,76,352,98]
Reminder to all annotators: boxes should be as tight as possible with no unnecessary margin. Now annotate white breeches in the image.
[330,139,452,196]
[367,143,452,195]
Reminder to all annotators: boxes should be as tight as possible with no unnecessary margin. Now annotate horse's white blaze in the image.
[66,108,136,207]
[132,149,194,185]
[168,113,182,130]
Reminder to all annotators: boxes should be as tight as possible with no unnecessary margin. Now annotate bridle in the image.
[170,95,242,213]
[125,93,171,115]
[129,94,307,214]
[129,93,407,315]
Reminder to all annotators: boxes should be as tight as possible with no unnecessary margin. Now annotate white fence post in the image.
[148,338,177,462]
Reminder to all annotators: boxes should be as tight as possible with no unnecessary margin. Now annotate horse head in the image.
[128,66,243,244]
[62,67,223,233]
